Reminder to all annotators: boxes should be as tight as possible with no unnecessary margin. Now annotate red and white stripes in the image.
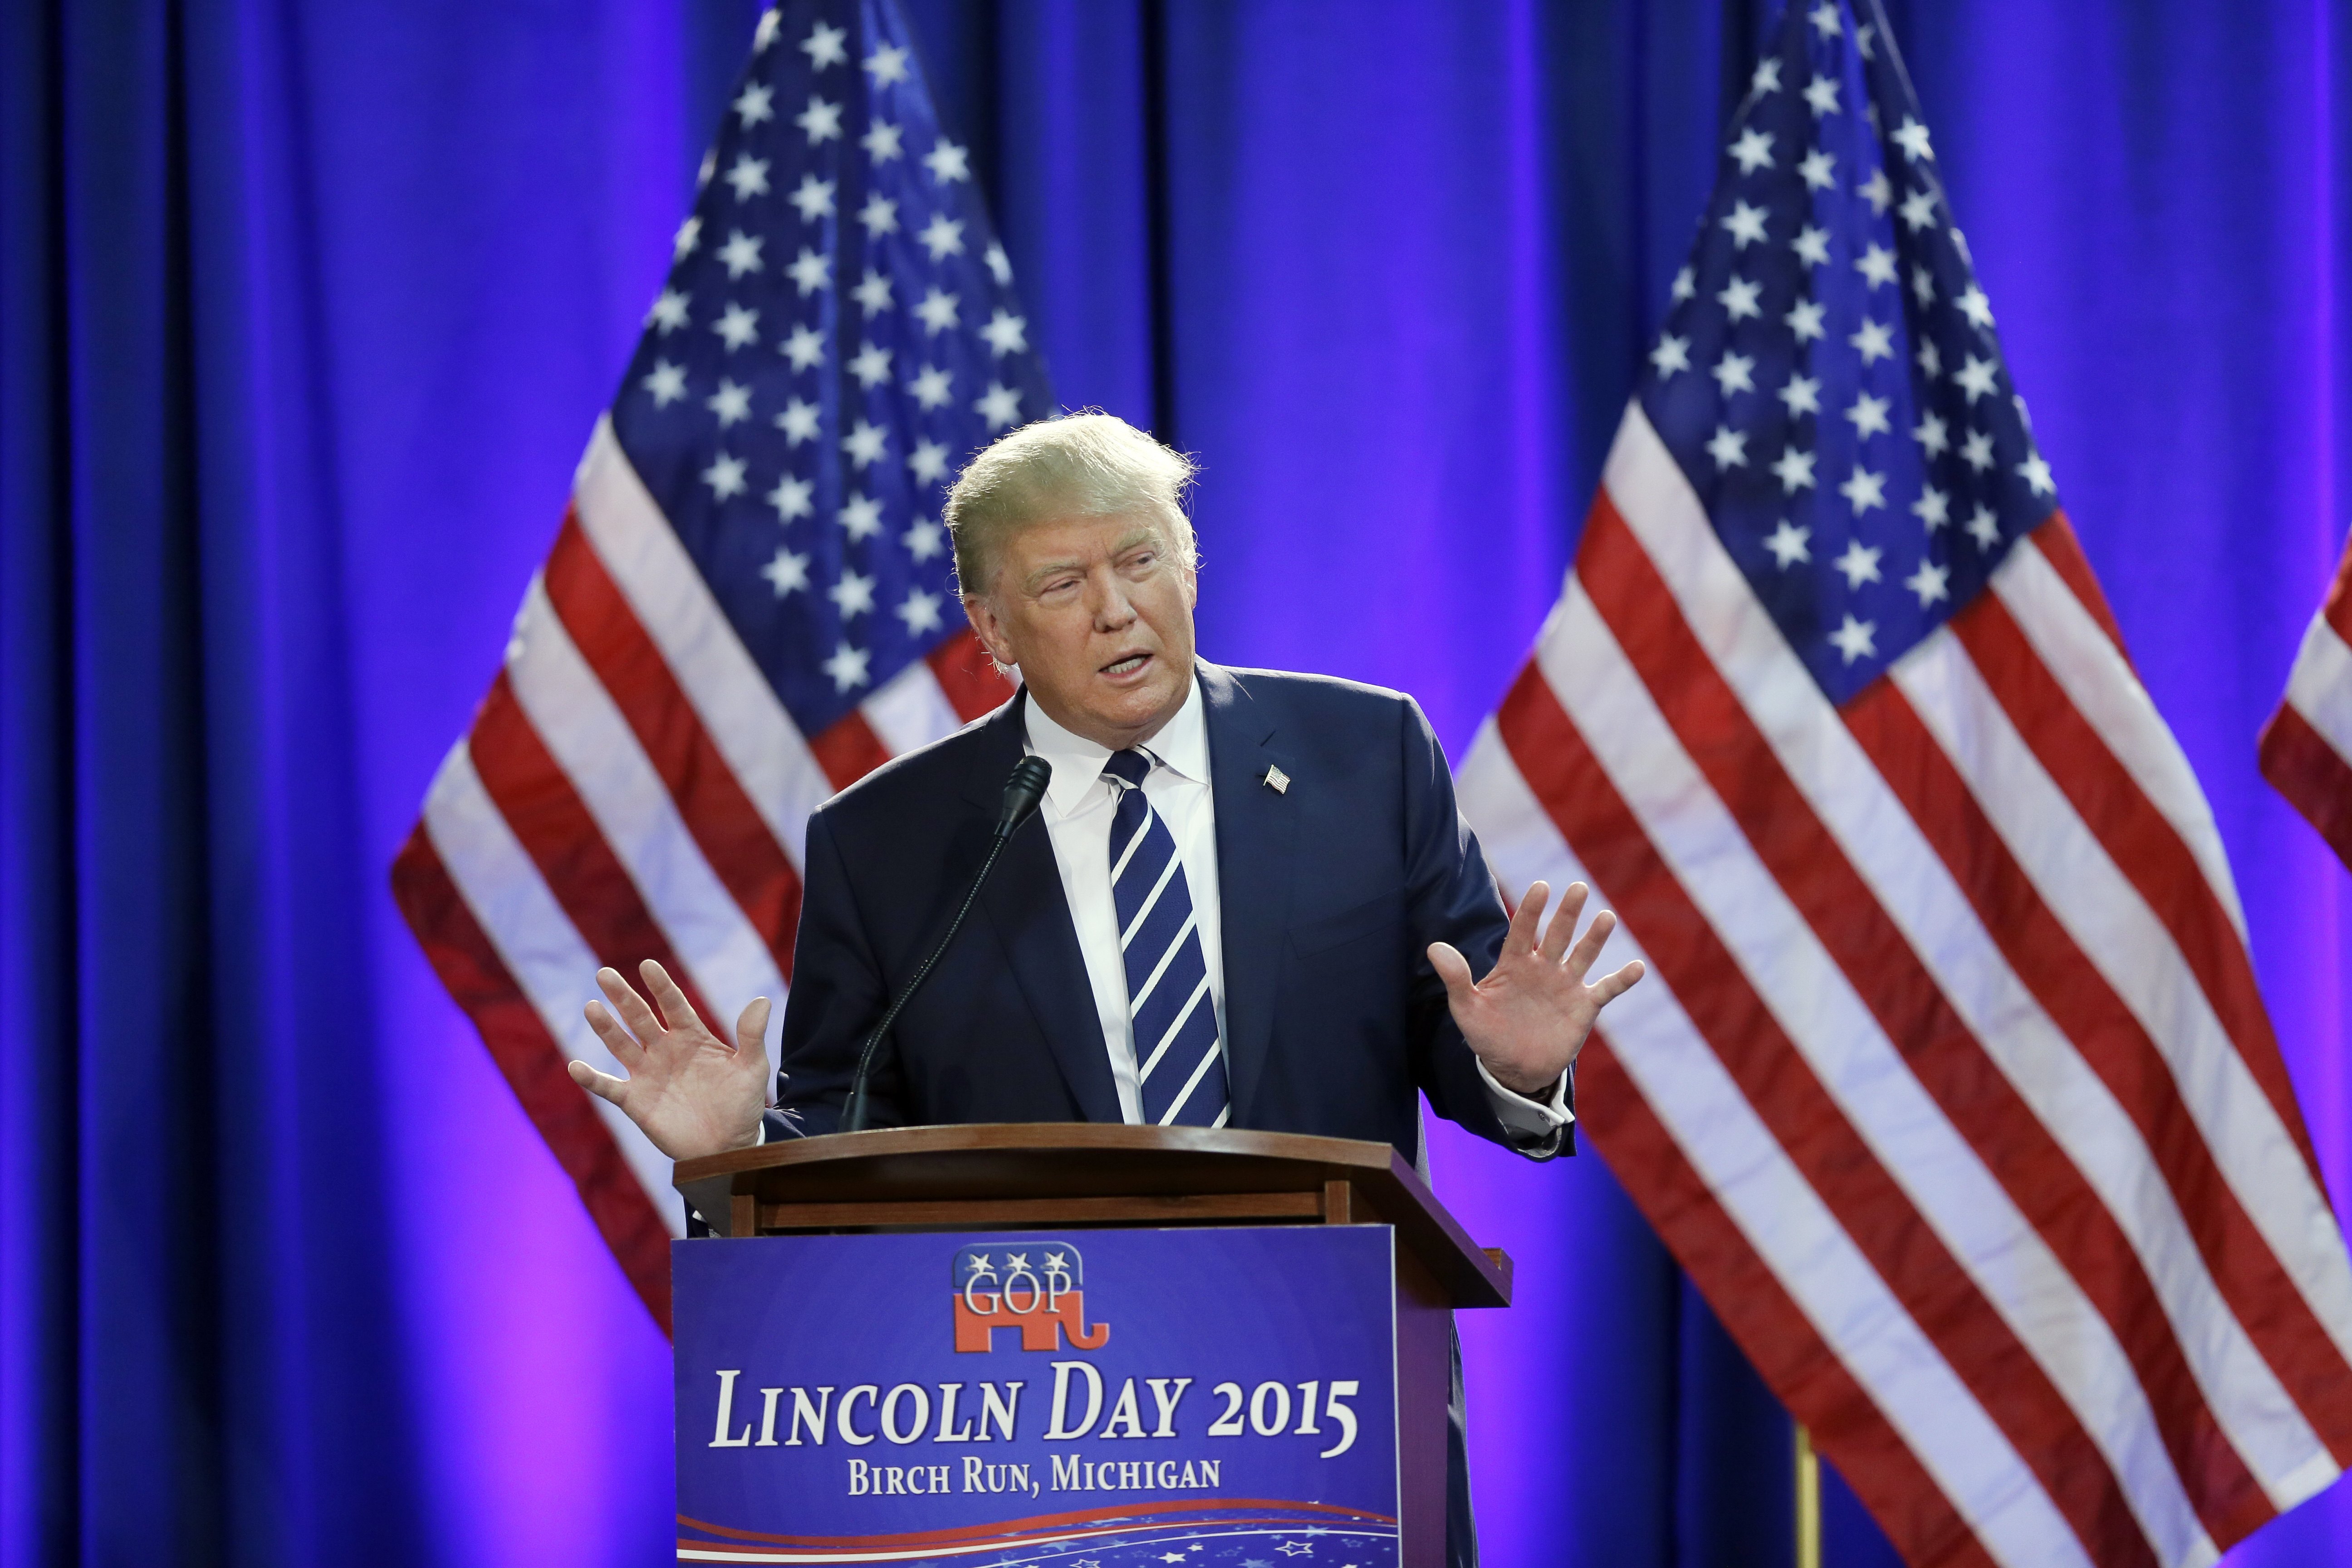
[2260,529,2352,871]
[392,420,1008,1327]
[1457,404,2352,1568]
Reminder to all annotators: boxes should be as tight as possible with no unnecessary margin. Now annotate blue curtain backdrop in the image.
[4,2,2349,1564]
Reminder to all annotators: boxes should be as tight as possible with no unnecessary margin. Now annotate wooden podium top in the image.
[675,1123,1512,1309]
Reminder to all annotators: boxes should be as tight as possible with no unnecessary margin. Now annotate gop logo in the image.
[951,1243,1110,1353]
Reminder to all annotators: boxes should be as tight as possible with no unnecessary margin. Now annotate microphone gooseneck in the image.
[838,756,1053,1133]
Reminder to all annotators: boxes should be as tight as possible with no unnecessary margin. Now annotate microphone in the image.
[838,755,1053,1133]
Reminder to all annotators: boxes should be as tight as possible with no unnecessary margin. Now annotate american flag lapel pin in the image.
[1262,765,1290,795]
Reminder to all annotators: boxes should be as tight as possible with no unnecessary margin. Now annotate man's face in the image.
[964,512,1198,751]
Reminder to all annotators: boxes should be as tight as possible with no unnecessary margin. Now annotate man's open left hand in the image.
[1429,880,1644,1098]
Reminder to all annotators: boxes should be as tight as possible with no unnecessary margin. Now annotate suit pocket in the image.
[1288,894,1399,959]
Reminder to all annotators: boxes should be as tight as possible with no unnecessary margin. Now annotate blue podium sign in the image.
[673,1225,1402,1564]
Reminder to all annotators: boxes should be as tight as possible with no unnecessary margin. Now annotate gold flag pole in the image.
[1795,1421,1823,1568]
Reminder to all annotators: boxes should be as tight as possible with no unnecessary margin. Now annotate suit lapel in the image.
[964,691,1124,1124]
[1199,664,1296,1124]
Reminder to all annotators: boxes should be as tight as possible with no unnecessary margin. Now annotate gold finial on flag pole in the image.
[1795,1420,1822,1568]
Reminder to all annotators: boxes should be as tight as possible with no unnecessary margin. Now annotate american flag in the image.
[391,0,1045,1329]
[2259,530,2352,872]
[1454,3,2352,1564]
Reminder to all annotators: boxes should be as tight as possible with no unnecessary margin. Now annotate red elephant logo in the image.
[951,1244,1110,1353]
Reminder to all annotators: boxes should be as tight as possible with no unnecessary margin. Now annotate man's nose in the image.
[1088,574,1137,629]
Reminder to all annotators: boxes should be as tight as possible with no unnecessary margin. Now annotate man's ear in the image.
[963,592,1015,669]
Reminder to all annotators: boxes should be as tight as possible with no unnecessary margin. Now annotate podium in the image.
[671,1125,1513,1567]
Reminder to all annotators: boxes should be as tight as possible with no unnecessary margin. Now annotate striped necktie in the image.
[1102,749,1229,1127]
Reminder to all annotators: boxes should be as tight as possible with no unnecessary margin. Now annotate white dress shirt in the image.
[1021,678,1571,1141]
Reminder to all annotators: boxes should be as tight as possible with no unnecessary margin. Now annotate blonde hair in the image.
[943,411,1198,596]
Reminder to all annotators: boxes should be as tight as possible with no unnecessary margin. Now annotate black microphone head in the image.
[999,756,1052,836]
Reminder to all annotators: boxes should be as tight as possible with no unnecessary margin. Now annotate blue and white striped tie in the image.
[1102,749,1229,1127]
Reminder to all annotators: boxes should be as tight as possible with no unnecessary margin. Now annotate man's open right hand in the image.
[567,959,771,1161]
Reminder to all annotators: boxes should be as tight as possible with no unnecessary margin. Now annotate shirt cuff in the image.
[1475,1057,1575,1140]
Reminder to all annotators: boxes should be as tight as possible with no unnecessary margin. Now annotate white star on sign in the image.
[1649,334,1691,378]
[716,230,764,278]
[706,379,752,426]
[1965,505,2002,549]
[1721,200,1769,249]
[1955,354,1999,402]
[767,474,813,521]
[1850,319,1896,365]
[863,44,911,86]
[858,193,899,238]
[838,495,885,543]
[1859,168,1891,214]
[924,138,971,183]
[1845,391,1892,439]
[830,570,876,618]
[1917,338,1944,377]
[754,8,779,49]
[1764,519,1811,566]
[1912,486,1951,530]
[918,213,966,259]
[910,364,954,410]
[852,269,894,317]
[1899,189,1938,232]
[822,641,872,691]
[713,302,760,350]
[801,21,848,69]
[1838,465,1888,514]
[914,288,960,334]
[1956,284,1995,331]
[975,381,1022,430]
[980,309,1028,356]
[780,324,825,371]
[1771,446,1818,493]
[2017,452,2056,496]
[641,360,686,406]
[1778,372,1822,417]
[1717,275,1763,321]
[787,248,833,296]
[862,119,904,163]
[1829,615,1877,664]
[788,174,836,223]
[842,420,889,469]
[1793,225,1832,266]
[1729,127,1774,173]
[1752,57,1782,94]
[1809,1,1842,36]
[702,452,748,501]
[1951,225,1975,265]
[673,214,701,259]
[734,81,775,127]
[896,588,943,636]
[1905,559,1951,606]
[1711,351,1756,396]
[760,548,809,597]
[1784,298,1827,343]
[722,153,770,200]
[1854,243,1897,288]
[1857,22,1879,58]
[1798,148,1837,191]
[902,517,944,560]
[1892,117,1935,161]
[646,289,689,333]
[1912,412,1950,457]
[1706,426,1749,469]
[1961,429,1995,472]
[1911,265,1936,306]
[907,439,950,485]
[1834,538,1883,588]
[986,242,1014,284]
[848,341,893,389]
[796,95,843,144]
[1670,265,1695,302]
[1803,75,1841,117]
[775,399,819,446]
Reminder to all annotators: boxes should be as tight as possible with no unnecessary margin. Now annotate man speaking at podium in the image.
[567,412,1643,1562]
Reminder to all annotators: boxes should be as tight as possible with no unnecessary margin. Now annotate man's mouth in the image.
[1100,652,1152,679]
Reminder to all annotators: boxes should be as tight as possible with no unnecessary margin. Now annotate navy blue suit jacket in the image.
[770,662,1567,1163]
